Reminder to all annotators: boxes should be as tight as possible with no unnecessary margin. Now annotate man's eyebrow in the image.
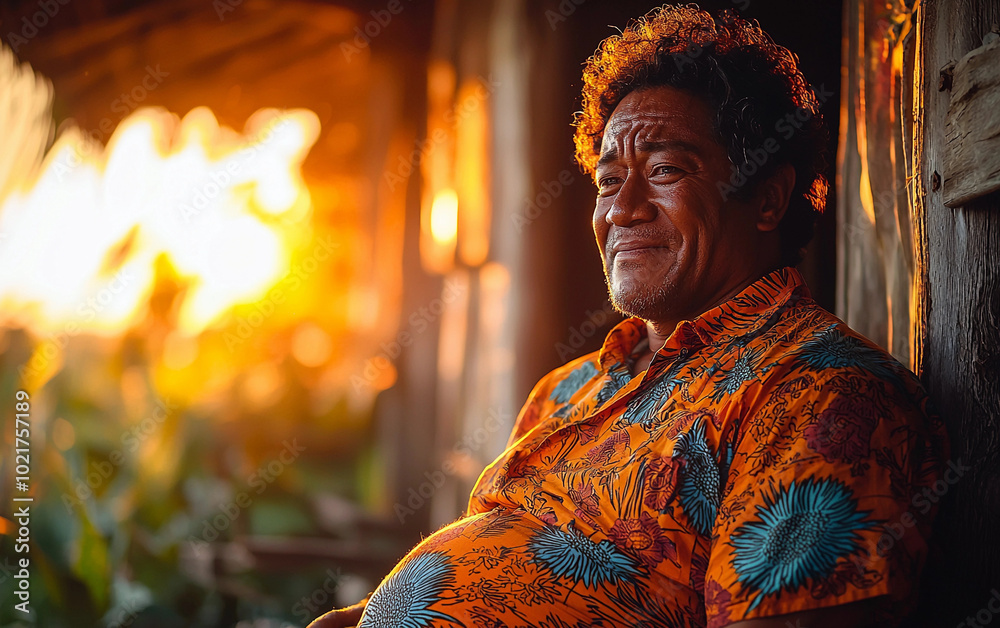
[597,147,619,168]
[636,139,702,155]
[596,140,701,168]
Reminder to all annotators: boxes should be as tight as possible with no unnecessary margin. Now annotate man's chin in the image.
[608,288,671,321]
[604,265,679,320]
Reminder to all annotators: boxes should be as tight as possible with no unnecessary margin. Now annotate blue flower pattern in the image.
[730,478,875,610]
[359,553,459,628]
[549,361,600,404]
[353,268,945,628]
[672,418,722,535]
[528,523,642,588]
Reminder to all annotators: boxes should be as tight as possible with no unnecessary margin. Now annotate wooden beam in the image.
[917,0,1000,623]
[944,38,1000,207]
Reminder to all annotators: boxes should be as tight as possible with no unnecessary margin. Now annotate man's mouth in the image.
[614,244,667,260]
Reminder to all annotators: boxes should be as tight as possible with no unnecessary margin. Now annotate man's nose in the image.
[606,175,657,226]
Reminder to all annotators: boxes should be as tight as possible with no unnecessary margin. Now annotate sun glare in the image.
[0,101,320,335]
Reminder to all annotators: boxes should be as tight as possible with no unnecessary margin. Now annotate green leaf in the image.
[72,511,110,612]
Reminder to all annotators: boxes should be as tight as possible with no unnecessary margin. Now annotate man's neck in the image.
[635,269,774,371]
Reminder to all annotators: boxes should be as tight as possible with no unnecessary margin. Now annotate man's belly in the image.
[358,506,705,628]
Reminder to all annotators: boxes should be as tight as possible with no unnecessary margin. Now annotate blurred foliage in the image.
[0,254,396,627]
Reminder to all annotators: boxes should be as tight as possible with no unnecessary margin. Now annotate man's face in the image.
[593,86,765,323]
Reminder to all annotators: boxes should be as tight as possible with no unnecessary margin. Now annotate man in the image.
[311,4,947,627]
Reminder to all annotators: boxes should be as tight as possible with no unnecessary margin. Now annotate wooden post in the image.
[916,0,1000,623]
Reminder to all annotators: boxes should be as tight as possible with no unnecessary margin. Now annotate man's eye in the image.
[598,177,623,191]
[651,165,682,177]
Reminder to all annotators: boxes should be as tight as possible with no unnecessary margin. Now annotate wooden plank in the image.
[944,38,1000,207]
[916,0,1000,624]
[837,0,896,358]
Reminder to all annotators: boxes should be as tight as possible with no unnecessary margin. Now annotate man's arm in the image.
[306,598,367,628]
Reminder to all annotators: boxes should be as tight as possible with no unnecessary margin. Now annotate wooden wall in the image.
[838,0,915,364]
[841,0,1000,623]
[918,0,1000,622]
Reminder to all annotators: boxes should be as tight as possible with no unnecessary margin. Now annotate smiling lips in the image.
[613,241,667,259]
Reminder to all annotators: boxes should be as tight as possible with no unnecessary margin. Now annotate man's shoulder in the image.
[507,351,604,444]
[532,351,604,405]
[757,296,930,405]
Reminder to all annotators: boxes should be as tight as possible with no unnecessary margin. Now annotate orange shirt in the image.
[357,267,948,627]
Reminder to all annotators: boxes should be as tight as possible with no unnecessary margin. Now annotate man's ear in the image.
[755,163,796,232]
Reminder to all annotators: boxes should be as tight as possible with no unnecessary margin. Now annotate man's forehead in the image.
[603,111,687,137]
[600,90,711,149]
[599,111,703,155]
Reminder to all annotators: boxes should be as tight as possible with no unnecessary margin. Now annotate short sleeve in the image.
[705,368,947,627]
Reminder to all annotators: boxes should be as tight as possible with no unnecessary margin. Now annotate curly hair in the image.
[573,4,829,267]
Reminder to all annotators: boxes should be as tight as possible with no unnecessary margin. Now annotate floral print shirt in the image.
[357,267,948,627]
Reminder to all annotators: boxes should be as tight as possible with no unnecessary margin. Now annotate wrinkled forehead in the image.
[599,88,716,152]
[602,112,682,146]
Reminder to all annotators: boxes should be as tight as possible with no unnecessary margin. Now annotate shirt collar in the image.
[597,266,810,370]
